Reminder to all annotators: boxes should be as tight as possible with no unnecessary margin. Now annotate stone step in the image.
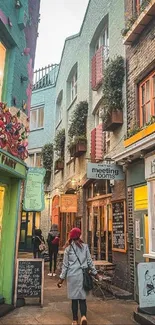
[0,296,4,305]
[0,304,14,318]
[134,310,155,325]
[110,285,133,300]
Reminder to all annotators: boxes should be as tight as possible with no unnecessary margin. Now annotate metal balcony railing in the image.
[33,64,59,90]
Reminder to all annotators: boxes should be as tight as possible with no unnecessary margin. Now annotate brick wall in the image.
[125,1,155,131]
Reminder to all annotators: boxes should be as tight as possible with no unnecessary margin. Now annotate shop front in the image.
[0,149,27,304]
[87,195,112,261]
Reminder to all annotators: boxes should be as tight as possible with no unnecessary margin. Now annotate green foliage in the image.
[102,56,125,123]
[41,143,53,171]
[125,116,155,139]
[122,0,151,36]
[68,101,88,139]
[54,128,65,156]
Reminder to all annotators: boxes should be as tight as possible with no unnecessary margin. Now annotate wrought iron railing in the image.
[33,64,59,90]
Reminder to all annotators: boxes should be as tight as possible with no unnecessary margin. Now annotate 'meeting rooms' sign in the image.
[87,162,125,180]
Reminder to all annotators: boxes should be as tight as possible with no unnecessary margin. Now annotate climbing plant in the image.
[102,56,125,123]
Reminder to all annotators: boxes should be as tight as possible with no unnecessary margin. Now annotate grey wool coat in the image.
[60,243,97,300]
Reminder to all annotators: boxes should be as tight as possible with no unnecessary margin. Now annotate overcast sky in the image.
[34,0,89,69]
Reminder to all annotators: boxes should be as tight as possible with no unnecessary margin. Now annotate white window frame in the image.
[30,106,44,131]
[71,72,77,102]
[28,152,42,167]
[106,132,110,154]
[95,25,109,53]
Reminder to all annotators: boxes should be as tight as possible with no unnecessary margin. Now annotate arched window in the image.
[67,63,78,106]
[56,90,63,125]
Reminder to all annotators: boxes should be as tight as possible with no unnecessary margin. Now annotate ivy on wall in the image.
[102,56,125,123]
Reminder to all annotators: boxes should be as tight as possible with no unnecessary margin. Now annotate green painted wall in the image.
[0,177,20,304]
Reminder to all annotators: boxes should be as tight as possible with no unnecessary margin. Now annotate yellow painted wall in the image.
[134,185,148,210]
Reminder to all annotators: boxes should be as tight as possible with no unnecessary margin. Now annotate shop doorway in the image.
[19,211,40,252]
[91,205,112,261]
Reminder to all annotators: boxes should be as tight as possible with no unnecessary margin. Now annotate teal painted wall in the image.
[127,160,145,187]
[0,0,40,113]
[0,177,20,304]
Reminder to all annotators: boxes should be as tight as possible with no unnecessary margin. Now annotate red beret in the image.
[69,227,81,240]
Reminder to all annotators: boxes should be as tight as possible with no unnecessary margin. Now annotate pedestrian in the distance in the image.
[57,227,99,325]
[32,228,45,258]
[47,224,60,276]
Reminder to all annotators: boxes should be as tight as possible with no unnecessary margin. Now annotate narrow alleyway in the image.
[0,264,138,325]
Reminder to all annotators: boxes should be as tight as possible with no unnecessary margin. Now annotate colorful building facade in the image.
[19,64,59,251]
[0,0,40,304]
[52,0,128,289]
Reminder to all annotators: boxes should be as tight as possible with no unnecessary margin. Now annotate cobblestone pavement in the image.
[0,264,138,325]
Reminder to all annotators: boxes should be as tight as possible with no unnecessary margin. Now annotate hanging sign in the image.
[138,262,155,309]
[60,194,77,213]
[87,162,124,180]
[23,167,45,211]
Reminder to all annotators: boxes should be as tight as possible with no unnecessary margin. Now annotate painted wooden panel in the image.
[134,185,148,211]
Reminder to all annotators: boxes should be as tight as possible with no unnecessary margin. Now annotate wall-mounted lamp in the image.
[127,155,133,163]
[15,0,22,9]
[21,75,28,83]
[71,178,82,193]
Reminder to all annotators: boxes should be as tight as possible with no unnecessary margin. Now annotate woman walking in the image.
[32,228,45,258]
[57,227,99,325]
[47,224,60,276]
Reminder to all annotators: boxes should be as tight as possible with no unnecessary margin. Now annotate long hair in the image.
[64,237,84,249]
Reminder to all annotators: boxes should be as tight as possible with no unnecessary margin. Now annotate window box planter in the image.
[103,110,123,132]
[123,0,155,45]
[54,159,64,171]
[69,139,87,157]
[124,123,155,148]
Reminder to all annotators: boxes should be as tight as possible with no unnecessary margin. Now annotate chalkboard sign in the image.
[14,259,44,307]
[112,200,126,253]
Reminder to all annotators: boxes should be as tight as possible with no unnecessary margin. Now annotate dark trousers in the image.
[49,251,58,272]
[72,299,87,321]
[33,250,41,258]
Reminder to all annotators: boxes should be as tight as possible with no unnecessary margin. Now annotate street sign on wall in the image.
[23,167,46,212]
[87,162,124,180]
